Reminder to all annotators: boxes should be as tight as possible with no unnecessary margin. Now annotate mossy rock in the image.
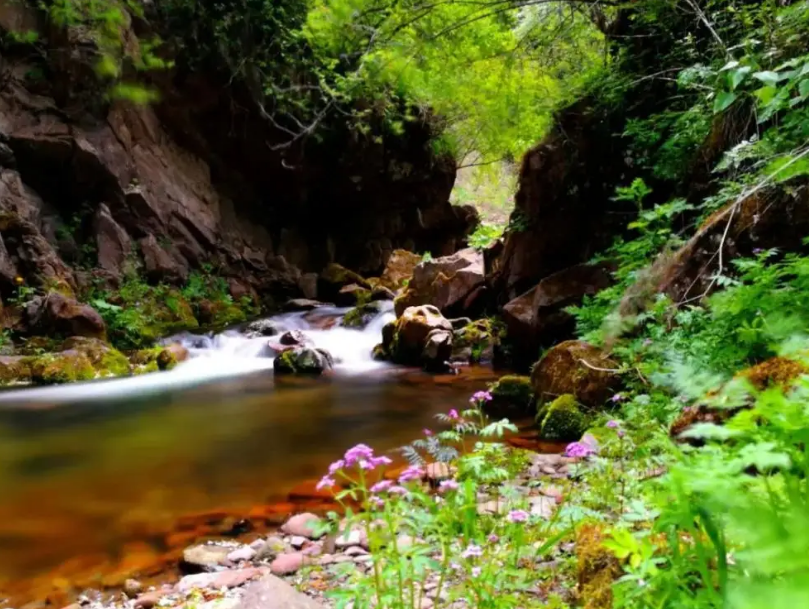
[29,351,96,384]
[0,356,32,386]
[274,347,334,375]
[130,343,189,372]
[576,523,622,609]
[487,375,535,418]
[452,319,497,363]
[342,302,385,329]
[540,394,587,442]
[60,337,130,378]
[371,343,388,361]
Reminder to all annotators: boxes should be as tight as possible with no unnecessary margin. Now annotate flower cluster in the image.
[438,479,459,493]
[317,443,394,490]
[565,441,596,459]
[470,390,493,404]
[507,509,529,523]
[398,465,424,483]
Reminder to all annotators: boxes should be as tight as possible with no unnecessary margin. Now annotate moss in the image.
[372,343,388,361]
[98,348,131,377]
[740,356,808,390]
[540,394,587,442]
[487,375,535,417]
[321,263,370,289]
[59,337,130,378]
[275,349,298,373]
[29,352,96,384]
[0,357,32,386]
[576,523,622,609]
[342,302,383,328]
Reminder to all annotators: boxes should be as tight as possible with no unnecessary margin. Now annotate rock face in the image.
[380,305,453,370]
[0,7,475,302]
[394,248,485,317]
[531,340,620,409]
[502,263,614,360]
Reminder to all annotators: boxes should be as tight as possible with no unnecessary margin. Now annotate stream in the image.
[0,303,496,605]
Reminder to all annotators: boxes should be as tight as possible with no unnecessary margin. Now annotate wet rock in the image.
[539,394,587,442]
[531,340,620,410]
[451,318,496,364]
[0,355,32,385]
[394,248,484,317]
[177,567,266,592]
[298,273,319,300]
[253,536,287,561]
[289,535,308,548]
[246,319,285,338]
[270,552,305,576]
[283,299,331,312]
[182,543,233,571]
[156,343,189,370]
[279,330,310,346]
[336,283,372,306]
[25,293,106,340]
[379,249,422,290]
[422,329,452,372]
[235,575,325,609]
[273,347,334,375]
[123,579,143,598]
[382,305,453,369]
[342,301,387,329]
[133,591,166,609]
[29,350,96,384]
[281,513,323,538]
[370,285,396,301]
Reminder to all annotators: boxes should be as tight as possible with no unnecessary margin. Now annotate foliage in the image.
[468,222,504,250]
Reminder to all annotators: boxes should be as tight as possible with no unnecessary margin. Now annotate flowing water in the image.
[0,303,498,605]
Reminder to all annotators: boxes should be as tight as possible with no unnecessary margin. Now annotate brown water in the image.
[0,365,497,605]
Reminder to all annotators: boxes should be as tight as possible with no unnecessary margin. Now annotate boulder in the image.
[283,299,331,312]
[298,273,319,300]
[156,343,189,370]
[382,305,453,368]
[539,394,587,442]
[279,330,310,346]
[531,340,620,410]
[422,329,452,372]
[182,543,233,571]
[451,319,496,364]
[139,234,189,285]
[25,293,106,340]
[59,336,131,377]
[318,263,371,301]
[281,513,323,538]
[487,375,535,418]
[370,285,396,301]
[379,249,422,290]
[29,350,96,384]
[502,263,614,358]
[0,355,31,385]
[235,575,324,609]
[273,347,334,375]
[394,248,485,317]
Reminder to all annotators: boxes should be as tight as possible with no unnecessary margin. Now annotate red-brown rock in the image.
[379,249,422,290]
[25,292,106,339]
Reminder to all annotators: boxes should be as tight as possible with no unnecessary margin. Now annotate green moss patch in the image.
[540,394,587,442]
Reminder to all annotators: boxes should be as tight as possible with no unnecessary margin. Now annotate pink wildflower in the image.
[389,485,408,495]
[487,534,499,543]
[471,567,482,578]
[370,480,393,493]
[398,465,424,483]
[448,409,460,420]
[507,509,529,523]
[470,390,493,404]
[606,420,620,429]
[462,544,483,559]
[423,428,433,436]
[316,476,335,491]
[344,443,375,466]
[565,441,596,459]
[438,479,459,493]
[328,459,345,475]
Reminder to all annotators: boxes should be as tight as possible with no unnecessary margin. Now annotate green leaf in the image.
[799,79,809,99]
[714,90,738,113]
[730,66,751,90]
[753,71,781,86]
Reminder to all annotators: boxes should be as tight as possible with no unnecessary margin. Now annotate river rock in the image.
[123,578,143,598]
[270,552,306,576]
[273,347,334,375]
[371,285,396,301]
[245,319,285,337]
[227,545,257,563]
[24,293,106,340]
[235,575,325,609]
[531,340,620,409]
[283,299,331,312]
[394,248,484,317]
[341,301,387,329]
[336,283,372,306]
[182,543,233,571]
[279,330,310,346]
[253,535,287,561]
[281,513,323,538]
[382,305,453,369]
[177,567,266,592]
[318,263,371,301]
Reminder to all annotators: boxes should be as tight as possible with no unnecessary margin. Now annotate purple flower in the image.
[423,428,433,436]
[611,393,625,403]
[370,496,385,509]
[316,476,335,491]
[462,544,483,559]
[450,562,462,571]
[471,567,482,578]
[470,390,493,404]
[344,444,375,466]
[438,479,459,493]
[389,485,408,495]
[370,480,393,493]
[398,465,424,483]
[448,409,460,420]
[618,430,626,438]
[606,420,620,429]
[487,534,499,544]
[565,441,596,459]
[328,459,345,475]
[643,338,653,347]
[507,509,529,523]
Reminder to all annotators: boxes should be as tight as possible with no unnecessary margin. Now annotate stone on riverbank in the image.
[236,575,325,609]
[182,543,234,571]
[281,513,323,538]
[380,305,453,370]
[342,301,386,329]
[379,249,422,291]
[25,293,107,340]
[487,375,535,418]
[245,319,285,337]
[540,394,587,442]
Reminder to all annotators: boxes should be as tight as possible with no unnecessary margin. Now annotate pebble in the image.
[270,552,306,575]
[529,495,556,519]
[134,591,164,609]
[182,544,233,570]
[281,513,323,539]
[254,535,288,561]
[227,546,257,563]
[289,535,308,548]
[343,546,368,556]
[123,579,143,598]
[176,568,265,592]
[335,528,363,548]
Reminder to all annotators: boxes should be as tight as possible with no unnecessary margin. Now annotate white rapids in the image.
[0,302,396,404]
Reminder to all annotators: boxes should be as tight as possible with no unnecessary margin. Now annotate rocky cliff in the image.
[0,1,476,306]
